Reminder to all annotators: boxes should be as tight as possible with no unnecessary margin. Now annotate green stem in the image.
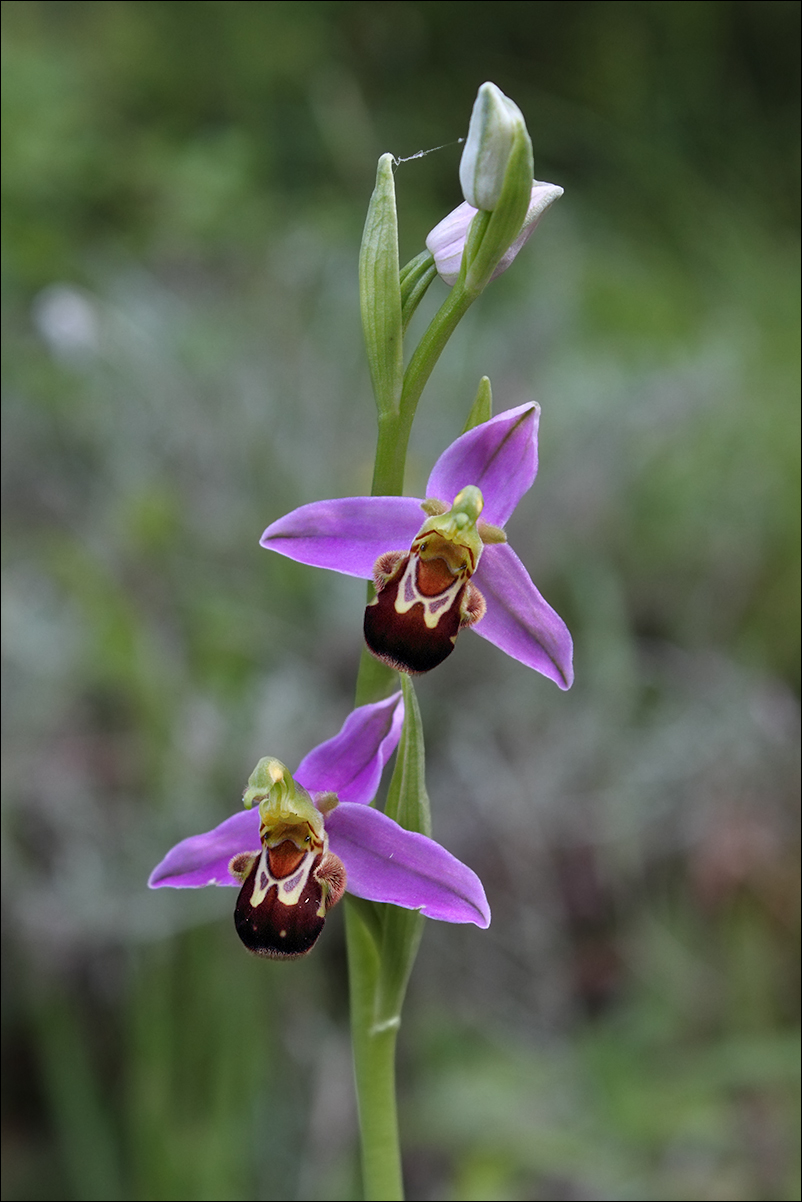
[349,396,407,1197]
[370,279,479,499]
[348,182,490,1202]
[354,638,396,708]
[371,410,408,497]
[399,280,476,431]
[349,276,481,1200]
[346,901,404,1202]
[400,252,437,333]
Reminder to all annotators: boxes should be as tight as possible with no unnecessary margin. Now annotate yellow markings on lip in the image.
[248,843,318,910]
[392,556,465,631]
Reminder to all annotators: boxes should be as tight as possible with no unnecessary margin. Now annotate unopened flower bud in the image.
[459,82,528,211]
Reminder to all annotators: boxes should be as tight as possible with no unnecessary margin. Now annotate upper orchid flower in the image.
[426,180,564,288]
[149,693,490,958]
[261,405,573,687]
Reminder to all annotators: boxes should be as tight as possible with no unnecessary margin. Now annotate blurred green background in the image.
[2,2,799,1200]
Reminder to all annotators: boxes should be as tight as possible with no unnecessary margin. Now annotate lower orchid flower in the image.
[149,693,490,958]
[260,404,573,687]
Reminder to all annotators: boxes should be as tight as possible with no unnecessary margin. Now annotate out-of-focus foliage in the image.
[2,3,799,1200]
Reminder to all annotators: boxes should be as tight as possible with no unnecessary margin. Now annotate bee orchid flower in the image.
[260,404,573,687]
[149,693,490,958]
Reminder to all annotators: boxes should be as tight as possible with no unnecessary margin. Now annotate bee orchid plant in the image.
[151,82,570,1201]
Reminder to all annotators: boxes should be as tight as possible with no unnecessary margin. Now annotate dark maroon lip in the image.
[234,852,326,960]
[364,576,463,674]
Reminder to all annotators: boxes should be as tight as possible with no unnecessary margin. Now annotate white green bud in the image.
[459,82,529,211]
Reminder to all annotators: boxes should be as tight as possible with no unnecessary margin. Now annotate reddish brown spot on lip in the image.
[416,556,455,596]
[267,840,306,879]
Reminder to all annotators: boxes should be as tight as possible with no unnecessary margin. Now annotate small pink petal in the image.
[426,181,564,287]
[425,201,475,286]
[492,181,564,277]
